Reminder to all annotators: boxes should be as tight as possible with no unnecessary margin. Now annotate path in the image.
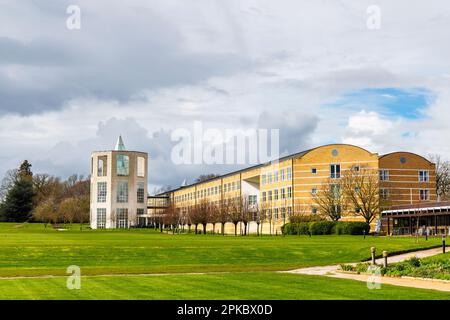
[283,247,450,292]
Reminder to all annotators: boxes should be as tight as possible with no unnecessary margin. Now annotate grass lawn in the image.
[0,222,442,277]
[1,272,449,300]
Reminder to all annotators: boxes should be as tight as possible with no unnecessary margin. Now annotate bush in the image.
[282,221,370,236]
[289,214,325,224]
[309,221,336,235]
[333,221,370,235]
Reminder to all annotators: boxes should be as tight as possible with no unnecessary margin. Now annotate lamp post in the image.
[443,235,446,254]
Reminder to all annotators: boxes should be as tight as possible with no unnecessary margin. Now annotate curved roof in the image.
[379,151,433,164]
[295,143,376,158]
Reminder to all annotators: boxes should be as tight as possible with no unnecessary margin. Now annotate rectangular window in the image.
[268,173,272,184]
[274,170,279,182]
[420,189,430,201]
[262,191,267,202]
[268,190,273,201]
[97,182,107,203]
[262,174,266,185]
[311,188,317,195]
[280,169,285,181]
[312,207,318,214]
[311,168,317,174]
[137,182,145,203]
[97,208,106,229]
[274,208,279,220]
[287,186,292,199]
[116,208,128,229]
[352,165,360,172]
[97,156,107,177]
[380,188,389,200]
[248,195,257,206]
[330,164,341,179]
[117,154,129,176]
[137,157,145,177]
[274,189,279,200]
[281,188,286,199]
[137,208,145,215]
[287,167,292,180]
[117,182,129,203]
[287,206,292,216]
[379,170,389,181]
[419,170,429,182]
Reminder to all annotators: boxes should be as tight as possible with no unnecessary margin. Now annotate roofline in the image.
[379,151,433,165]
[91,150,148,155]
[157,143,377,195]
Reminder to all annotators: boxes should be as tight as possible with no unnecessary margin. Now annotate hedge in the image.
[282,221,370,235]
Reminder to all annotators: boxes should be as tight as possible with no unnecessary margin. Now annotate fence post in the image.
[382,251,388,268]
[371,247,376,265]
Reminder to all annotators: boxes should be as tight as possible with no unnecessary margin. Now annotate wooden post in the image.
[371,247,376,265]
[382,251,388,268]
[387,217,390,236]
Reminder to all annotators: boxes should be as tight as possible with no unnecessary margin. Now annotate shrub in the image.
[407,256,421,268]
[340,264,355,272]
[309,221,336,235]
[282,222,310,235]
[333,221,370,235]
[289,214,325,224]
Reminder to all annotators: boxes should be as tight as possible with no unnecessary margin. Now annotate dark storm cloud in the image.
[0,2,253,115]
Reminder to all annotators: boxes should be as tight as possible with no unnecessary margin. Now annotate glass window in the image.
[117,182,128,203]
[311,168,317,174]
[97,156,107,177]
[248,195,257,206]
[311,188,317,195]
[262,192,266,202]
[287,167,292,180]
[420,189,430,201]
[97,182,107,203]
[330,164,341,179]
[137,182,145,203]
[281,188,286,199]
[116,208,128,228]
[262,174,266,185]
[280,169,285,181]
[137,157,145,177]
[274,170,279,182]
[379,170,389,181]
[117,154,129,176]
[268,190,273,201]
[268,173,272,184]
[287,187,292,199]
[274,189,279,200]
[419,170,429,182]
[97,208,106,229]
[380,188,389,200]
[137,208,145,215]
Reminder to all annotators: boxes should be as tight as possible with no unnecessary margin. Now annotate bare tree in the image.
[228,197,242,236]
[162,204,178,234]
[341,168,383,224]
[33,197,58,228]
[312,178,345,221]
[429,154,450,201]
[217,199,230,235]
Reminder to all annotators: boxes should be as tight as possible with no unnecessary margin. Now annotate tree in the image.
[312,178,344,221]
[33,197,59,228]
[341,168,383,224]
[216,199,230,235]
[162,204,179,234]
[0,161,35,222]
[228,197,242,236]
[429,154,450,201]
[240,196,252,236]
[33,174,62,206]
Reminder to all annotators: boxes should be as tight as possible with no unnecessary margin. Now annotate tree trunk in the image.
[222,223,225,235]
[234,223,237,236]
[203,223,207,235]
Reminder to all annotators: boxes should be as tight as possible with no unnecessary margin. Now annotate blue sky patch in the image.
[329,88,434,119]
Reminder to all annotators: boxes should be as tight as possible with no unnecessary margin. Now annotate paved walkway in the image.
[283,247,450,292]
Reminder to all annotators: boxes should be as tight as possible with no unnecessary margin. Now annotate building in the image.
[90,136,148,229]
[148,144,436,234]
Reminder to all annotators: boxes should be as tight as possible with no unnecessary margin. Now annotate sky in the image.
[1,0,450,193]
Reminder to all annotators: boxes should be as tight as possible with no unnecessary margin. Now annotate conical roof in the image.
[114,135,126,151]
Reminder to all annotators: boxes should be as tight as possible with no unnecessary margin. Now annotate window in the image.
[330,164,341,179]
[311,188,317,195]
[311,168,317,174]
[331,184,340,199]
[116,208,128,229]
[137,208,145,215]
[280,169,285,181]
[248,195,257,206]
[268,190,273,201]
[420,189,430,201]
[97,156,107,176]
[281,208,286,220]
[419,170,429,182]
[274,208,279,220]
[117,182,128,203]
[262,192,267,202]
[380,189,389,200]
[262,174,266,185]
[97,208,106,229]
[287,167,292,180]
[97,182,107,203]
[287,186,292,199]
[268,173,273,184]
[137,157,145,177]
[274,170,279,182]
[312,207,318,214]
[117,154,129,176]
[274,189,279,200]
[137,182,145,203]
[352,165,360,172]
[281,188,286,199]
[287,207,292,216]
[379,170,389,181]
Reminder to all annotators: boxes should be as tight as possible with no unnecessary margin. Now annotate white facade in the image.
[90,137,148,229]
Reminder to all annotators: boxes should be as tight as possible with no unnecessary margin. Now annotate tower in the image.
[90,136,148,229]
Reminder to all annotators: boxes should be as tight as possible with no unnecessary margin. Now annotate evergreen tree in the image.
[0,161,35,222]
